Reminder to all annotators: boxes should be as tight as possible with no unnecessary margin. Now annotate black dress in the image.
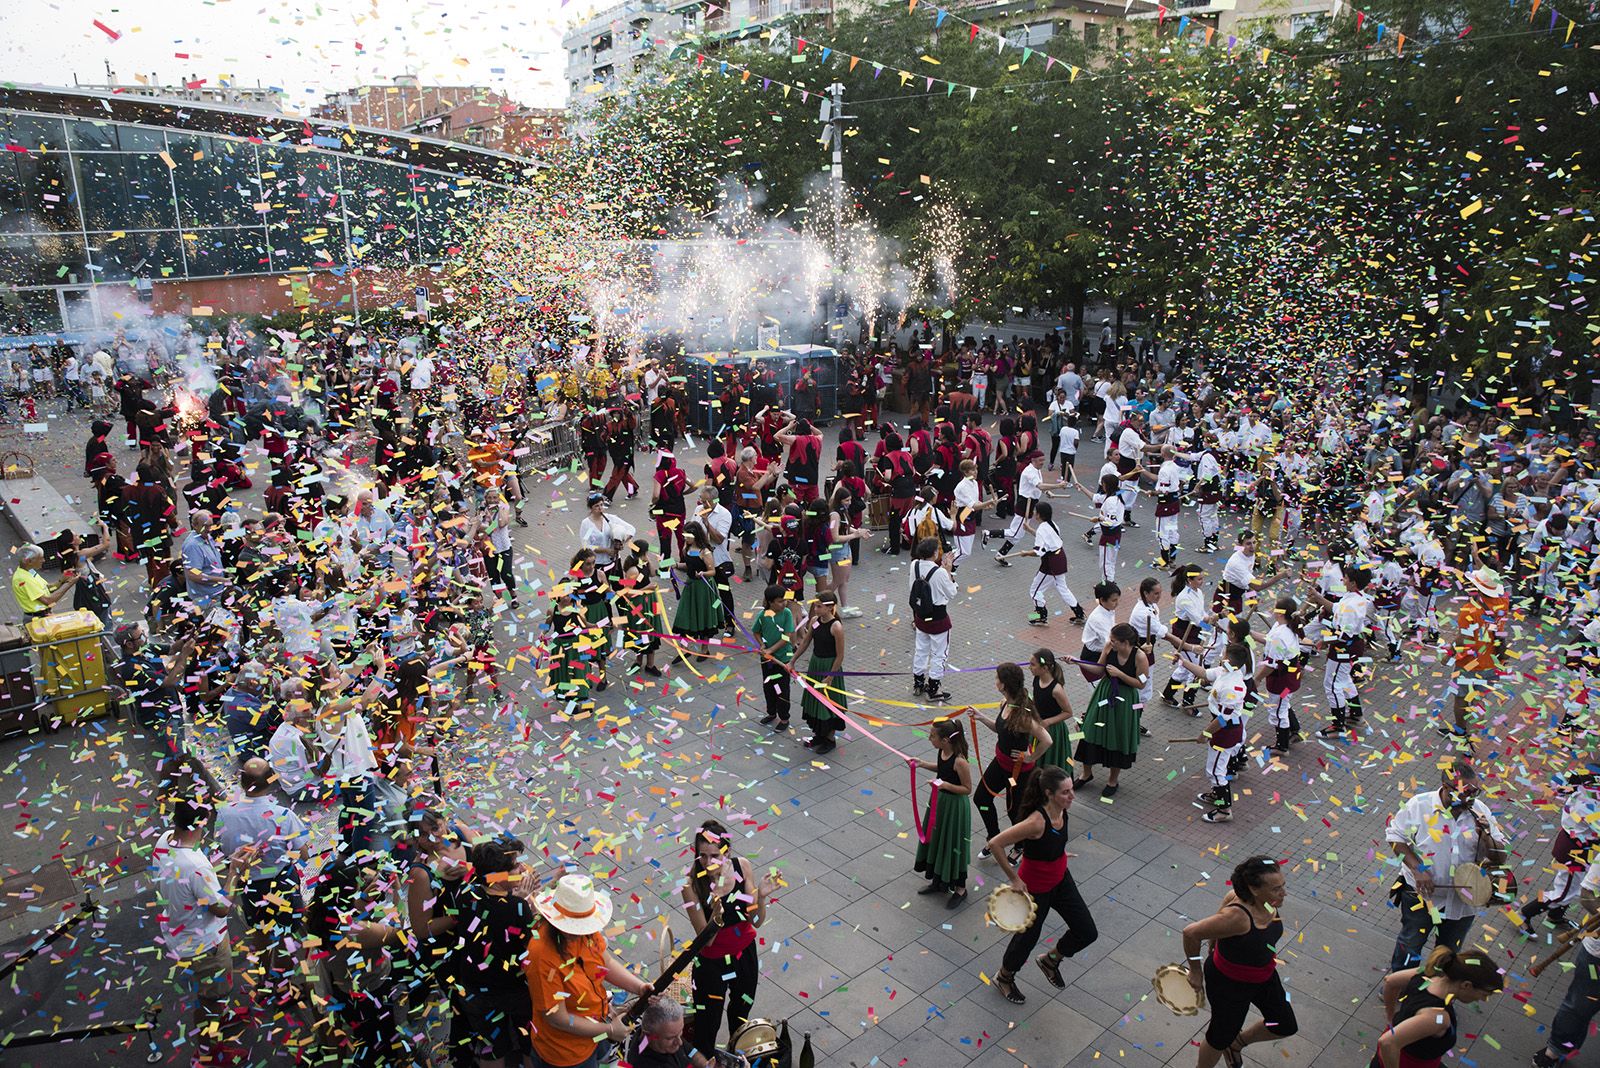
[1368,981,1455,1068]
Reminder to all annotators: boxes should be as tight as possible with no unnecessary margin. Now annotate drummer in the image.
[984,766,1099,1006]
[628,995,736,1068]
[1180,856,1299,1067]
[1383,759,1508,971]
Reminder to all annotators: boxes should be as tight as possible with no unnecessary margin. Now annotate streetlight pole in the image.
[825,81,849,342]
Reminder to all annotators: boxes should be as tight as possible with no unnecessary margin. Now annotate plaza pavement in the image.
[0,403,1583,1068]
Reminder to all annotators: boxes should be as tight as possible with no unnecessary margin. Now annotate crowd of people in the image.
[12,307,1600,1068]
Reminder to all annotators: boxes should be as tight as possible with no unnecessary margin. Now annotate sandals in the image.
[1036,952,1065,989]
[1223,1042,1244,1068]
[995,973,1026,1005]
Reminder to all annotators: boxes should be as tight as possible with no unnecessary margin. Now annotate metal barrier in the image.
[0,894,163,1061]
[523,417,581,474]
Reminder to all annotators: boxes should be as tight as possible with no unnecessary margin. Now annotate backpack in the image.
[709,457,739,507]
[769,531,805,594]
[904,506,946,552]
[909,561,934,619]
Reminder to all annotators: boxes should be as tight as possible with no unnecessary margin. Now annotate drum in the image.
[1489,865,1517,905]
[1153,963,1204,1016]
[867,493,889,531]
[1449,862,1494,907]
[729,1018,780,1066]
[985,885,1037,934]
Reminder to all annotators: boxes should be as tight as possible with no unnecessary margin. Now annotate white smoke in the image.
[85,287,219,396]
[580,177,917,352]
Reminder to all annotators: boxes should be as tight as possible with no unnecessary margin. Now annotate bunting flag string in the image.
[667,0,1597,114]
[791,33,985,97]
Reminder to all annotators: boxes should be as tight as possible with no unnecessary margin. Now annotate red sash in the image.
[1018,855,1066,895]
[1211,945,1275,983]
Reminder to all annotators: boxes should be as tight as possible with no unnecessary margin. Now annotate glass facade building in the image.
[0,87,530,333]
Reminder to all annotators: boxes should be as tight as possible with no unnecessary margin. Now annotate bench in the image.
[0,477,95,567]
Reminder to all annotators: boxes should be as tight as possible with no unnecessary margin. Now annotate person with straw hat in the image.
[525,873,652,1068]
[1443,566,1508,740]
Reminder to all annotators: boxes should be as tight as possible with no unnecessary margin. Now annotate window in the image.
[67,119,121,151]
[1290,13,1329,39]
[1085,22,1100,48]
[0,233,89,287]
[337,158,417,266]
[0,151,78,233]
[0,287,66,333]
[87,230,183,281]
[74,152,179,231]
[169,136,263,228]
[0,114,66,152]
[181,227,272,276]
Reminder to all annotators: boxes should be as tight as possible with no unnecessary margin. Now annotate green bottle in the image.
[798,1030,814,1068]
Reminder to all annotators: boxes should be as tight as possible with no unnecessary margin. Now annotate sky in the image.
[0,0,612,113]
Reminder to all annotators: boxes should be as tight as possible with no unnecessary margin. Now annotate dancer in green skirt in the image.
[672,521,725,653]
[912,720,974,909]
[1073,623,1150,797]
[1031,647,1076,772]
[793,591,846,754]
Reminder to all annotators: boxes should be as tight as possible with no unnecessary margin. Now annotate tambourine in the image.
[1153,963,1204,1016]
[730,1018,780,1060]
[985,885,1038,934]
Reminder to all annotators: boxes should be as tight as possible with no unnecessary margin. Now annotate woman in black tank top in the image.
[983,766,1098,1005]
[973,665,1052,850]
[1030,648,1076,772]
[1180,856,1297,1067]
[1376,946,1502,1068]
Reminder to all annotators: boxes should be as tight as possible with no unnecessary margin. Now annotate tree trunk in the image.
[1070,283,1087,363]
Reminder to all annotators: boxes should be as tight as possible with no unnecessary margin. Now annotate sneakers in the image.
[772,718,790,732]
[1202,808,1234,823]
[1069,607,1085,626]
[995,553,1012,568]
[926,681,952,702]
[913,674,927,695]
[840,605,863,619]
[1028,610,1049,627]
[759,712,778,725]
[1531,1050,1561,1067]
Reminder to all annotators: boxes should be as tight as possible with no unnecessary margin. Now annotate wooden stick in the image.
[1531,913,1600,978]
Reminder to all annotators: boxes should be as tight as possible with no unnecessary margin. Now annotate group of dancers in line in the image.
[544,333,1600,1067]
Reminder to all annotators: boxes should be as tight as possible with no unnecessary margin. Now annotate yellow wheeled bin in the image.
[27,610,110,723]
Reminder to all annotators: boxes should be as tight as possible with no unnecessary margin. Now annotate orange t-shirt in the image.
[1454,595,1508,671]
[525,926,610,1066]
[469,441,507,488]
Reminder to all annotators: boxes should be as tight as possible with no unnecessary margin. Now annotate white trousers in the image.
[1198,502,1220,538]
[1004,498,1037,541]
[1541,865,1587,907]
[1266,689,1295,730]
[950,533,975,568]
[1206,744,1242,788]
[1119,479,1140,512]
[1156,513,1180,551]
[913,628,951,680]
[1324,658,1356,709]
[1029,572,1079,610]
[1098,542,1119,582]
